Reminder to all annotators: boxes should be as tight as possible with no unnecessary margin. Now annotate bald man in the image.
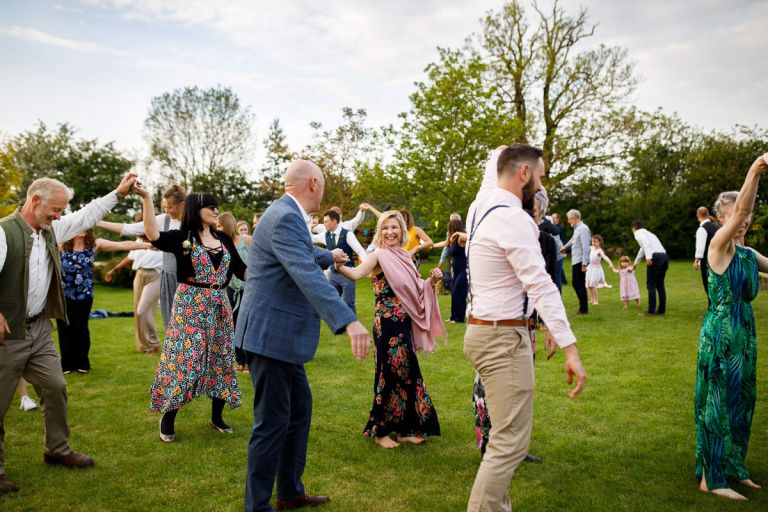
[236,160,371,512]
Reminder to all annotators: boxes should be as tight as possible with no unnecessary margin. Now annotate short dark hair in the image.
[182,192,218,234]
[324,210,340,223]
[631,220,644,230]
[497,144,544,177]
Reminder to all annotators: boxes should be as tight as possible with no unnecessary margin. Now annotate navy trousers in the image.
[646,253,669,313]
[329,270,356,314]
[244,353,312,512]
[572,264,589,314]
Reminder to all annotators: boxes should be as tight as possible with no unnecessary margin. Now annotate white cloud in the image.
[0,24,129,57]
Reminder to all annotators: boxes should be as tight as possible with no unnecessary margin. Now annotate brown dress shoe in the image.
[44,451,95,468]
[275,493,330,510]
[0,474,19,494]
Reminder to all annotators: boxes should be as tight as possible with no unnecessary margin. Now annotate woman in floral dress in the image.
[695,153,768,500]
[136,187,246,443]
[336,210,444,448]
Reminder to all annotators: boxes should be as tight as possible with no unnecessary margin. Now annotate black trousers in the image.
[56,296,94,372]
[700,263,711,307]
[646,253,669,313]
[572,264,588,314]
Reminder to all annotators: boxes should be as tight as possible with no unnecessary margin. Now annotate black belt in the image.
[183,281,225,291]
[26,313,43,324]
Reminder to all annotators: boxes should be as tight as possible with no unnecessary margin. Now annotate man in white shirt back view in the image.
[693,206,718,306]
[464,144,586,512]
[631,220,669,315]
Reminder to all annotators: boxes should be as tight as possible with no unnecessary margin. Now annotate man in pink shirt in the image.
[464,144,587,512]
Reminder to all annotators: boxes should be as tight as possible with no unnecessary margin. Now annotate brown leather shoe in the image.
[275,493,330,510]
[44,451,95,468]
[0,474,19,494]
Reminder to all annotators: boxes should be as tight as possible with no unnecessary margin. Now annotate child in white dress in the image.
[586,234,614,305]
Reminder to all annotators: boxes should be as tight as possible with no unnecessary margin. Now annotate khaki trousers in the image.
[133,268,161,353]
[0,317,70,475]
[464,324,534,512]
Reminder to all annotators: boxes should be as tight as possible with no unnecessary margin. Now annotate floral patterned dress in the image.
[363,272,440,439]
[57,248,96,372]
[149,237,241,413]
[695,245,758,490]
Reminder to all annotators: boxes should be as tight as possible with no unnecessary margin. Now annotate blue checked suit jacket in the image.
[235,194,357,364]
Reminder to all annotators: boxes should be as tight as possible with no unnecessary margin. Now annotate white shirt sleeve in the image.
[121,213,167,236]
[341,209,366,231]
[0,228,6,273]
[694,226,707,259]
[633,232,646,265]
[346,231,367,261]
[311,232,327,245]
[53,191,119,244]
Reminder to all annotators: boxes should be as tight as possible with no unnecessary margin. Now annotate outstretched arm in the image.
[104,255,133,282]
[709,153,768,272]
[95,238,151,253]
[335,251,379,281]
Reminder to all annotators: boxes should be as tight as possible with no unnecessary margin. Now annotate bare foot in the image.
[739,479,761,489]
[375,436,399,449]
[623,305,628,309]
[396,435,427,445]
[700,474,748,500]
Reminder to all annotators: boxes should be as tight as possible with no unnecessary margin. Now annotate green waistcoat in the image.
[0,209,67,338]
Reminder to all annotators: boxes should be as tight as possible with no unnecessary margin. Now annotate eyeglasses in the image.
[201,205,219,212]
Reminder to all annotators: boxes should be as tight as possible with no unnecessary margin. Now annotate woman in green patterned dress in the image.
[695,153,768,500]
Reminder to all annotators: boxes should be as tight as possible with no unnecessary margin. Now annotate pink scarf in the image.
[376,246,446,352]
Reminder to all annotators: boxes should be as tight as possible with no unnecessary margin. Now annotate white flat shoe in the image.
[159,418,176,443]
[20,396,38,411]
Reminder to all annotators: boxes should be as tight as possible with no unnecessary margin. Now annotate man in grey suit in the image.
[236,160,371,512]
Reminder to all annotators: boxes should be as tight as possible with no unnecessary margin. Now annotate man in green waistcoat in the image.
[0,173,137,495]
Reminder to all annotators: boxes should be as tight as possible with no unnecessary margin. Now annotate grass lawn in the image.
[2,260,768,511]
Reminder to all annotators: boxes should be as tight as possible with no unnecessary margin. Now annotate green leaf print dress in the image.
[695,245,758,490]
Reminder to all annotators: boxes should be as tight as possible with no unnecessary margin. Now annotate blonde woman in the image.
[335,211,444,448]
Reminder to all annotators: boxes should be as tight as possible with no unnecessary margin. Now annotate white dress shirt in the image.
[312,208,365,235]
[129,248,164,271]
[311,226,367,261]
[466,151,576,349]
[633,228,666,265]
[0,191,119,317]
[120,213,180,236]
[694,221,709,259]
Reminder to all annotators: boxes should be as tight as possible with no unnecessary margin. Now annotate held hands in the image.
[428,268,443,286]
[331,249,349,265]
[450,232,467,247]
[346,320,371,361]
[116,172,139,199]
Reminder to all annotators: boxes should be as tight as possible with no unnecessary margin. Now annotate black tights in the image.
[160,398,228,434]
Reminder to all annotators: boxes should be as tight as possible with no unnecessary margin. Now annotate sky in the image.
[1,0,766,164]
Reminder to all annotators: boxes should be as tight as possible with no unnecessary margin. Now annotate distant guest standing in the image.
[561,210,590,314]
[693,206,718,306]
[631,221,668,315]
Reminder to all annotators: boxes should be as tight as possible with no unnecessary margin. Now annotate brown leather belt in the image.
[467,316,527,327]
[25,313,43,324]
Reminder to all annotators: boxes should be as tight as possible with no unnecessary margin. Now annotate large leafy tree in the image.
[3,122,134,215]
[144,85,256,189]
[356,48,521,235]
[0,142,23,217]
[478,0,637,182]
[256,118,294,207]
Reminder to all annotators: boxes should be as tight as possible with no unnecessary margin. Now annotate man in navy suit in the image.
[236,160,371,512]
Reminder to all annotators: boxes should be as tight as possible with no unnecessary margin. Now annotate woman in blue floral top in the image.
[136,187,247,443]
[58,230,150,373]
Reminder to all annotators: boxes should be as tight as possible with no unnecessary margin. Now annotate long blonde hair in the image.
[371,210,409,249]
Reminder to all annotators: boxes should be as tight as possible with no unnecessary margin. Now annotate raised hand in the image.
[116,172,139,199]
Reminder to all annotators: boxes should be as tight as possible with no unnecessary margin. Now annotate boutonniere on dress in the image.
[182,234,193,256]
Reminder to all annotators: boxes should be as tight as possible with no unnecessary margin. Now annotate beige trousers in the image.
[133,268,161,353]
[464,324,534,512]
[0,317,71,475]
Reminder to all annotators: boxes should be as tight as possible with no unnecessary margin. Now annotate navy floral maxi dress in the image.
[149,232,244,413]
[695,245,759,490]
[363,272,440,439]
